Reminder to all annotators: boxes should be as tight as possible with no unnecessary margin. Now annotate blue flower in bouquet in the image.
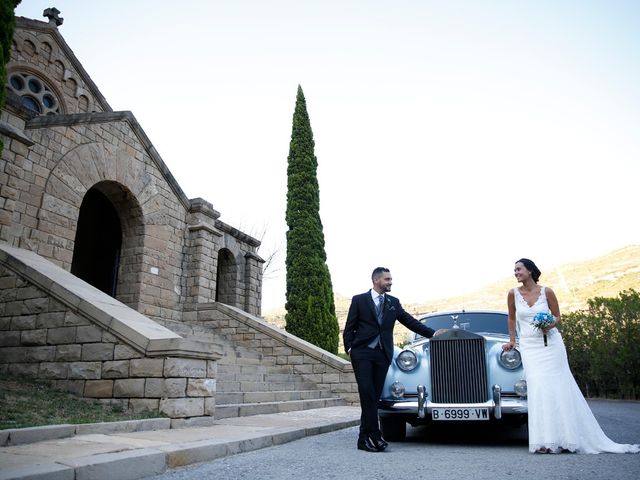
[531,312,554,346]
[531,312,554,330]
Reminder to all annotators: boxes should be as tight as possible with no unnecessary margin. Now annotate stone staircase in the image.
[158,318,348,419]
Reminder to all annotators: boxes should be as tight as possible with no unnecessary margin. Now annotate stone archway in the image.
[71,187,122,296]
[216,248,238,306]
[37,143,151,310]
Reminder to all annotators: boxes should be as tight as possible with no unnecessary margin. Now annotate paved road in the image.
[144,400,640,480]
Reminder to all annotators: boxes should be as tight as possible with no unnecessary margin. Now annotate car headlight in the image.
[514,379,527,397]
[499,349,522,370]
[396,350,418,371]
[390,381,405,399]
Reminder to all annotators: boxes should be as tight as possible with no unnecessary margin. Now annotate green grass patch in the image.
[0,374,162,430]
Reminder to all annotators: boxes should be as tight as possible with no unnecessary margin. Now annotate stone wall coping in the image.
[0,242,222,360]
[203,303,353,373]
[0,120,34,146]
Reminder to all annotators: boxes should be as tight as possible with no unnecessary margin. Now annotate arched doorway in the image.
[216,248,237,306]
[71,187,122,297]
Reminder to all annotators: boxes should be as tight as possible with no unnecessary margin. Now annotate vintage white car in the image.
[378,310,528,441]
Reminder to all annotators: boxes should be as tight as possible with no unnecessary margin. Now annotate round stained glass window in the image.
[28,78,42,93]
[22,96,41,113]
[7,72,61,115]
[42,94,56,108]
[10,75,24,90]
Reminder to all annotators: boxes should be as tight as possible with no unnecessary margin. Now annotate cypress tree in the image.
[0,2,19,121]
[285,85,339,354]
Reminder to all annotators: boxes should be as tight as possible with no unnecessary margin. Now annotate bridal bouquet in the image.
[531,312,554,346]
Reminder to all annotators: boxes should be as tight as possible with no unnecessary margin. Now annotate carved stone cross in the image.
[43,7,64,27]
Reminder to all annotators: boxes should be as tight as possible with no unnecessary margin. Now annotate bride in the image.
[502,258,639,454]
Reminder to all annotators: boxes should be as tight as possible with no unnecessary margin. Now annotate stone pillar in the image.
[185,199,221,309]
[244,251,264,316]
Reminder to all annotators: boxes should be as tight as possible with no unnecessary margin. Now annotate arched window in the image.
[8,72,61,115]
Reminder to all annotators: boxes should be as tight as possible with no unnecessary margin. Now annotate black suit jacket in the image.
[343,290,435,363]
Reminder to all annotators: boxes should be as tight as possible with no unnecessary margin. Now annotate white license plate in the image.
[431,407,490,421]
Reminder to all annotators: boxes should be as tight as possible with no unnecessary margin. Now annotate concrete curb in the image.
[0,407,361,480]
[0,418,171,447]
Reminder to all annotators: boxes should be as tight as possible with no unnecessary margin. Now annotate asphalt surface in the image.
[143,399,640,480]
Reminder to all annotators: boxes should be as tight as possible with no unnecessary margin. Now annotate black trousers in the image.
[350,346,390,439]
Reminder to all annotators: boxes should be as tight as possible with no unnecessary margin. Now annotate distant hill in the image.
[263,245,640,351]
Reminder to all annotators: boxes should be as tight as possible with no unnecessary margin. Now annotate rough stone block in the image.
[76,324,103,343]
[47,326,76,344]
[102,360,129,378]
[55,344,82,361]
[159,397,204,418]
[84,380,114,398]
[53,379,85,396]
[114,378,145,397]
[164,357,206,378]
[144,378,186,398]
[23,297,49,314]
[20,328,47,345]
[0,330,20,346]
[129,398,160,414]
[38,361,69,379]
[186,378,216,397]
[204,397,215,416]
[81,342,114,361]
[36,311,65,328]
[114,343,142,360]
[130,358,164,377]
[7,362,38,376]
[10,314,36,329]
[68,361,102,379]
[64,311,90,326]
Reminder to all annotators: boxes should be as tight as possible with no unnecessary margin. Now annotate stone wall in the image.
[184,303,359,404]
[0,245,221,419]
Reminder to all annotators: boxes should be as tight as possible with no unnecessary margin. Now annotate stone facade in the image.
[0,11,357,420]
[1,15,263,320]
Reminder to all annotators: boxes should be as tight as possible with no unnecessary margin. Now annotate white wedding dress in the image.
[514,286,639,454]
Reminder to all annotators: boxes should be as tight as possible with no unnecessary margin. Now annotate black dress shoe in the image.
[371,437,388,451]
[357,436,379,452]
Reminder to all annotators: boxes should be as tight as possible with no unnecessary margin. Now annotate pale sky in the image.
[16,1,640,310]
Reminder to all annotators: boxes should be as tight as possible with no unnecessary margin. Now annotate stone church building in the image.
[0,9,355,422]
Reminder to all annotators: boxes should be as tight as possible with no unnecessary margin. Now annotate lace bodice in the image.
[514,286,551,338]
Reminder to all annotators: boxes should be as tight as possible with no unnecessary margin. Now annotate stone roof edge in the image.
[25,111,192,211]
[15,16,113,113]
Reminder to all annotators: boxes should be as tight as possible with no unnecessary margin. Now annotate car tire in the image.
[379,416,407,442]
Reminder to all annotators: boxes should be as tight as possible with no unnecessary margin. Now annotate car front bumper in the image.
[378,384,528,419]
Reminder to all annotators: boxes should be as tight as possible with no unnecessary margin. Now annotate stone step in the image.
[216,380,319,393]
[214,397,348,419]
[217,389,335,405]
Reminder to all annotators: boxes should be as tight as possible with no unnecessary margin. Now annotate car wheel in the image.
[380,416,406,442]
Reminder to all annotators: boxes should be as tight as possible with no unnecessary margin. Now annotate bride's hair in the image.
[516,258,541,283]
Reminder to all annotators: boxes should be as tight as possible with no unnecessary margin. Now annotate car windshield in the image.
[414,312,509,339]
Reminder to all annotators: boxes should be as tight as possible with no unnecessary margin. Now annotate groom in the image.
[343,267,445,452]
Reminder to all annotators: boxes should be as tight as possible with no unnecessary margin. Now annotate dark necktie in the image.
[376,295,384,323]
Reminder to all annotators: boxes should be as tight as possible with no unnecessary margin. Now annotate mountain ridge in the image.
[263,245,640,349]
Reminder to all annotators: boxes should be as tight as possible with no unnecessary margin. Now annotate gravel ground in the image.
[144,399,640,480]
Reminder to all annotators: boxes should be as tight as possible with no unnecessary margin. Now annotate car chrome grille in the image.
[430,337,488,403]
